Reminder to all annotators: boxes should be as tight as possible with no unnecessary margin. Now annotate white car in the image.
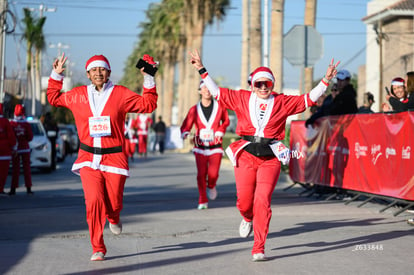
[28,119,53,172]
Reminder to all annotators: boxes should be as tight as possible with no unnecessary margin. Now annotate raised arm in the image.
[189,49,220,98]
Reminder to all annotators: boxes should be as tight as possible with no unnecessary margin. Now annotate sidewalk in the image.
[0,152,413,275]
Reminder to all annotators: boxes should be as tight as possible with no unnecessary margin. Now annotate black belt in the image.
[80,143,123,155]
[195,144,222,150]
[242,135,275,145]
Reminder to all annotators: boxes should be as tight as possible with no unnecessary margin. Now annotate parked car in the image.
[56,133,66,162]
[58,124,79,154]
[27,118,53,172]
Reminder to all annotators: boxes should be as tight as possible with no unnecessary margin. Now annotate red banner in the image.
[289,112,414,201]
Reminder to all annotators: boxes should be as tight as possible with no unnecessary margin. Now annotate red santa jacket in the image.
[133,114,153,136]
[10,118,33,154]
[216,86,321,165]
[0,116,17,159]
[47,78,157,176]
[180,100,229,156]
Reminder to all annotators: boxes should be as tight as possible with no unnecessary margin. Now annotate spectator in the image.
[383,77,409,112]
[358,92,375,113]
[152,116,166,154]
[305,83,338,127]
[0,103,16,195]
[405,71,414,110]
[329,69,358,115]
[9,104,34,195]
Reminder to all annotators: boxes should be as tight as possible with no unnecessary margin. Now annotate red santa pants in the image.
[138,135,148,154]
[0,159,11,192]
[194,152,222,204]
[234,150,281,255]
[80,167,127,255]
[11,153,32,189]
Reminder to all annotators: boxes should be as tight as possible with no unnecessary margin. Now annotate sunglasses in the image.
[254,81,273,88]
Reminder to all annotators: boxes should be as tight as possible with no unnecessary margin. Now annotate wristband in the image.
[198,68,207,75]
[322,76,330,86]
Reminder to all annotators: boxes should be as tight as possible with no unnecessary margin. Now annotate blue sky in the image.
[5,0,371,89]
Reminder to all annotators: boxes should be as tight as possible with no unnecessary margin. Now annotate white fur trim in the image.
[86,60,110,71]
[252,72,275,84]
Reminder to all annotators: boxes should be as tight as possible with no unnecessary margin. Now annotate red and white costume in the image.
[201,67,327,255]
[47,55,157,256]
[180,100,229,204]
[133,113,153,155]
[124,115,138,160]
[10,105,33,191]
[0,104,17,193]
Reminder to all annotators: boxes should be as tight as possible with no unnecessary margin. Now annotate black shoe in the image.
[27,187,34,195]
[8,188,16,196]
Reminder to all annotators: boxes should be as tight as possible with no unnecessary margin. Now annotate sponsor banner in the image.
[289,112,414,201]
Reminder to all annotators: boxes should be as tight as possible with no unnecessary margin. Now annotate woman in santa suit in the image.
[0,103,16,195]
[133,113,153,158]
[181,80,230,210]
[189,49,339,261]
[10,104,33,195]
[47,53,158,261]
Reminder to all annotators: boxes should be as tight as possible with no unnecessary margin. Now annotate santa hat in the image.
[14,104,25,117]
[251,66,275,85]
[391,77,405,86]
[85,55,111,71]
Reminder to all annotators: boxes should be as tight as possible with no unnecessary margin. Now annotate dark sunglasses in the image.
[254,80,273,88]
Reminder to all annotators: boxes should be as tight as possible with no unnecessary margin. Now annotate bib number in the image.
[199,128,214,142]
[89,116,111,137]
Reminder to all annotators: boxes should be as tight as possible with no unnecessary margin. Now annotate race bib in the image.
[89,116,111,137]
[270,141,291,165]
[199,128,214,142]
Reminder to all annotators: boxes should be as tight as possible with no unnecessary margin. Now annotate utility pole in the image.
[303,0,317,119]
[0,0,7,103]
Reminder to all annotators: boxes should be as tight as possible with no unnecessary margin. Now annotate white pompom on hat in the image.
[85,55,111,71]
[251,66,275,85]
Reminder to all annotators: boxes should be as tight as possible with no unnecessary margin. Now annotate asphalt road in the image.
[0,151,413,275]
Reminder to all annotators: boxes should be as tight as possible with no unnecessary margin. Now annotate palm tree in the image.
[33,16,46,114]
[270,0,284,93]
[240,0,250,89]
[21,8,46,117]
[249,0,262,71]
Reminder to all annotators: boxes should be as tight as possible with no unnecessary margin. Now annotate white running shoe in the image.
[207,187,218,200]
[90,252,105,261]
[252,253,267,262]
[239,219,252,238]
[197,203,208,210]
[109,221,122,235]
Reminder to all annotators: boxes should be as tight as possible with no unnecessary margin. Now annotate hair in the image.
[406,71,414,94]
[363,92,374,105]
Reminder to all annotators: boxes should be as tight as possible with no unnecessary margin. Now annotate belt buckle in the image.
[94,148,102,154]
[253,136,261,143]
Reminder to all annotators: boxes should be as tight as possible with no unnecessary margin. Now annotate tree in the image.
[249,0,262,71]
[120,0,230,127]
[270,0,284,93]
[21,8,46,117]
